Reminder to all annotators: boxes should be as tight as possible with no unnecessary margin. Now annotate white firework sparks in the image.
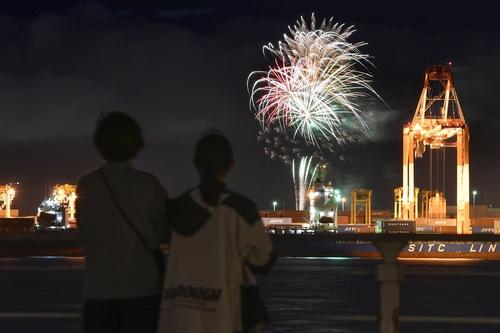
[248,14,382,147]
[292,156,318,210]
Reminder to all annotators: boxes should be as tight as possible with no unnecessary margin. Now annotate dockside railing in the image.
[270,233,500,333]
[3,233,500,332]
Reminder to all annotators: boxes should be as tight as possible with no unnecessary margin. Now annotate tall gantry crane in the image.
[401,65,470,233]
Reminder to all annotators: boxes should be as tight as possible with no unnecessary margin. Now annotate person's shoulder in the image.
[77,168,100,184]
[221,191,260,226]
[169,190,194,208]
[133,168,163,185]
[168,189,211,236]
[133,168,155,177]
[223,191,256,206]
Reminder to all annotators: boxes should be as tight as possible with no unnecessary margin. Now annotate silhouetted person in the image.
[76,111,169,333]
[158,132,276,333]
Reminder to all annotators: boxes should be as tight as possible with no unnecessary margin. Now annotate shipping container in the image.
[471,226,494,234]
[0,217,35,228]
[434,226,457,234]
[337,216,349,224]
[416,226,434,233]
[0,209,19,217]
[260,210,309,219]
[354,216,367,224]
[380,220,415,228]
[427,218,457,226]
[415,218,428,226]
[355,227,375,233]
[338,225,372,233]
[371,210,392,218]
[382,229,415,234]
[349,210,390,217]
[261,217,293,225]
[470,218,500,227]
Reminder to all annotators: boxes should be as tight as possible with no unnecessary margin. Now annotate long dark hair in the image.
[193,133,234,206]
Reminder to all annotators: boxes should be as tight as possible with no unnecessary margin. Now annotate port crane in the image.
[0,184,16,217]
[400,65,470,233]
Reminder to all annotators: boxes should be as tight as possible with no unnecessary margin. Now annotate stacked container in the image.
[377,220,416,234]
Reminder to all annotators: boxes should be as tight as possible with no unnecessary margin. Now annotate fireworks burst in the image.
[249,14,384,210]
[248,14,381,147]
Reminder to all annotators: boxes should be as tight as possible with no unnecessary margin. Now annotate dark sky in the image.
[1,0,499,215]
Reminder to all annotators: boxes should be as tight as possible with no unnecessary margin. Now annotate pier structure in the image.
[400,65,470,233]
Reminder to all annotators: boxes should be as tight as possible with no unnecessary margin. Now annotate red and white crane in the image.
[400,65,470,233]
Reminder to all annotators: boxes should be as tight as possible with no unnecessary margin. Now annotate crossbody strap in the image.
[99,168,153,251]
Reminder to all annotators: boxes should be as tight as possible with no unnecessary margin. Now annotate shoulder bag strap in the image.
[99,168,165,279]
[99,168,151,249]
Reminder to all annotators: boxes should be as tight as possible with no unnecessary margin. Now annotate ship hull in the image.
[0,232,83,257]
[270,234,500,259]
[2,232,500,259]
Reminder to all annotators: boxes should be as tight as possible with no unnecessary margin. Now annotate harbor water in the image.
[1,256,500,332]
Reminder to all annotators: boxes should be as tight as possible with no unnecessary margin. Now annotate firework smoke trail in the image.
[257,116,367,165]
[249,14,382,147]
[293,156,318,210]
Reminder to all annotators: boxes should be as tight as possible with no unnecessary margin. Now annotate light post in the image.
[342,197,346,211]
[273,201,277,211]
[473,191,477,206]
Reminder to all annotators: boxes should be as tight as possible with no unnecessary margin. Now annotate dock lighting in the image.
[273,201,277,210]
[333,189,341,203]
[342,197,346,210]
[473,191,477,206]
[5,186,15,218]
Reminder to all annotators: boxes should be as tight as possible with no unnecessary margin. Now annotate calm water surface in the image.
[1,256,500,332]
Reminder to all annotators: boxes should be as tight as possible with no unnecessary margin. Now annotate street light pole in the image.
[273,201,277,211]
[473,191,477,206]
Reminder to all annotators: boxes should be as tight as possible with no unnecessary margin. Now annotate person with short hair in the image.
[158,132,276,333]
[76,111,169,333]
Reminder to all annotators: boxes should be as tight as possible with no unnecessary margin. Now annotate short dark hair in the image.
[93,111,144,162]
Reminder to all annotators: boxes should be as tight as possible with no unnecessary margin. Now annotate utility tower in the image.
[401,65,470,233]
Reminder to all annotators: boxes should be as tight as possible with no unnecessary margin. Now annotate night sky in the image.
[1,1,499,215]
